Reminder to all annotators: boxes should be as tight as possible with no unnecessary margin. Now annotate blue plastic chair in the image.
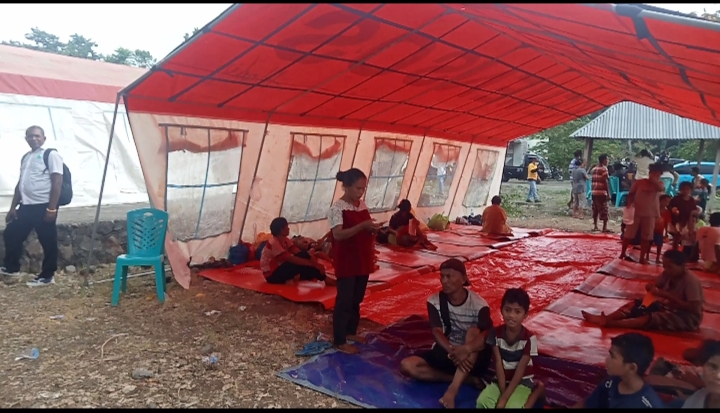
[609,176,629,207]
[112,208,168,306]
[661,177,676,196]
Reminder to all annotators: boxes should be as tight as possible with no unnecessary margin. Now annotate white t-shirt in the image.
[19,147,64,205]
[697,226,720,263]
[634,156,654,180]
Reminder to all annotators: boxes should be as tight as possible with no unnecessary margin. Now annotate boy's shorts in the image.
[477,381,533,408]
[624,216,655,242]
[419,344,490,378]
[652,233,663,247]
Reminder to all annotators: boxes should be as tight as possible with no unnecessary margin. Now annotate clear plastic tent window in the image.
[463,149,501,209]
[365,138,412,212]
[164,124,246,241]
[418,143,460,208]
[280,133,345,223]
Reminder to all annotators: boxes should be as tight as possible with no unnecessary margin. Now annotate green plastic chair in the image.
[112,208,168,306]
[609,176,629,207]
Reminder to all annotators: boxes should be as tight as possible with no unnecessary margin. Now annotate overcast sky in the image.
[0,3,715,60]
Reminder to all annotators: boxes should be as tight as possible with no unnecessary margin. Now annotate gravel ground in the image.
[0,181,613,408]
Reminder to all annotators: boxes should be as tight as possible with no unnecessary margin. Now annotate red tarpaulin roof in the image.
[0,45,146,104]
[121,3,720,145]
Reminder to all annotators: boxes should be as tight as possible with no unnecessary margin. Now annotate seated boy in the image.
[477,288,545,409]
[572,332,665,408]
[682,339,720,408]
[260,217,334,286]
[292,234,333,264]
[399,258,493,409]
[481,196,513,236]
[582,250,704,332]
[669,182,698,250]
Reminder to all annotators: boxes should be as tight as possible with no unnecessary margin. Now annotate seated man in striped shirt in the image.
[399,258,493,409]
[477,288,545,409]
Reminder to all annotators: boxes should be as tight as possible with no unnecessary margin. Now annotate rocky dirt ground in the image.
[0,181,620,408]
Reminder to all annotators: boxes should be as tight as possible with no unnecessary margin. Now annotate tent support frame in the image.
[404,129,429,200]
[448,136,477,214]
[85,94,122,286]
[239,114,273,240]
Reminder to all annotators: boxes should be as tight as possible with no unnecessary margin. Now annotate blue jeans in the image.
[527,180,539,201]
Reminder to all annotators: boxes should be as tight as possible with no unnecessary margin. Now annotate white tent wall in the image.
[0,93,147,212]
[126,111,506,289]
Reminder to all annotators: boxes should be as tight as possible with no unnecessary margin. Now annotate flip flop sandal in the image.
[295,340,332,357]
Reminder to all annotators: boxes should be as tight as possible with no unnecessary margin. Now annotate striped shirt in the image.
[591,165,609,196]
[427,290,491,346]
[486,325,538,387]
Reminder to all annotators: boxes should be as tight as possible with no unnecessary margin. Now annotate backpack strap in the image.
[42,148,57,173]
[438,292,452,337]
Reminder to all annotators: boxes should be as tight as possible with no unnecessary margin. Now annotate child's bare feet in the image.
[335,343,360,354]
[439,385,459,409]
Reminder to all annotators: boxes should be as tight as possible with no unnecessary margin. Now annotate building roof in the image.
[0,45,147,103]
[570,101,720,141]
[119,3,720,146]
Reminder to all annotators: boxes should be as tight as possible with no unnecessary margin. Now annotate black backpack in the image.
[22,149,73,206]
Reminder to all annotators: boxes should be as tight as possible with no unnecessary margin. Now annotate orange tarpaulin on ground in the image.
[122,3,720,145]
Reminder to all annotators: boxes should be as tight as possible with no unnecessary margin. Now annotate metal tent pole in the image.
[710,141,720,213]
[238,113,273,239]
[85,94,122,286]
[448,136,477,215]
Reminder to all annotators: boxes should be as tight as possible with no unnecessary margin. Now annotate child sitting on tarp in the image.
[292,233,333,264]
[581,250,704,333]
[388,199,437,250]
[679,339,720,408]
[477,288,545,409]
[697,212,720,273]
[399,258,494,409]
[572,332,665,408]
[260,217,335,286]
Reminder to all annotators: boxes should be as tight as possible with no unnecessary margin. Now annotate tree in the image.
[1,27,155,69]
[183,27,201,42]
[689,9,720,21]
[531,115,628,171]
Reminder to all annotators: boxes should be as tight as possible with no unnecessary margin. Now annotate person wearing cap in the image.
[400,258,494,409]
[388,199,437,250]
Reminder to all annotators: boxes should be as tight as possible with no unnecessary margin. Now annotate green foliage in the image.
[1,27,157,69]
[667,140,717,163]
[183,27,201,42]
[532,116,628,172]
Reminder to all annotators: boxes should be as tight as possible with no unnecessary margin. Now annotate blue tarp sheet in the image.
[278,315,604,408]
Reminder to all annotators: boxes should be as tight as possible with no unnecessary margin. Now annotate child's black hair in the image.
[336,168,367,187]
[610,332,655,376]
[699,339,720,365]
[678,181,693,191]
[659,194,671,202]
[269,217,288,236]
[710,212,720,227]
[663,249,686,266]
[501,287,530,313]
[491,195,502,205]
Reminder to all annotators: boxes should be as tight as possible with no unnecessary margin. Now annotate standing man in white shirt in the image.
[697,212,720,273]
[1,126,64,287]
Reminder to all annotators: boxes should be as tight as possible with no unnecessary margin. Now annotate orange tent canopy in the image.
[122,3,720,146]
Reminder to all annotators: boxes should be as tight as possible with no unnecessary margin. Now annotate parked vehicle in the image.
[550,166,564,182]
[502,152,551,182]
[673,161,720,189]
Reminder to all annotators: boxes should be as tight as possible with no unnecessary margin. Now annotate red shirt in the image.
[327,199,375,278]
[259,236,299,277]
